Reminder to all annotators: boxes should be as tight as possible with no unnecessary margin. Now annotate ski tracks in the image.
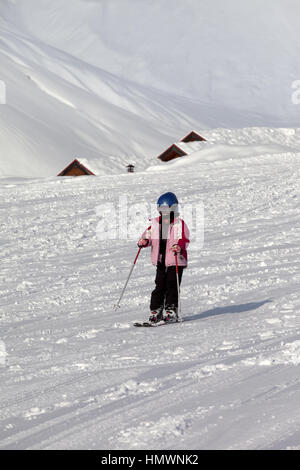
[1,157,300,448]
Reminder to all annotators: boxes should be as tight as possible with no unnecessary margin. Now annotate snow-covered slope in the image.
[7,0,300,120]
[0,0,300,177]
[149,127,300,171]
[1,149,300,449]
[0,20,203,177]
[2,0,300,452]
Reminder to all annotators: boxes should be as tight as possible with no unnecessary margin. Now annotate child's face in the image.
[159,208,172,228]
[158,205,170,217]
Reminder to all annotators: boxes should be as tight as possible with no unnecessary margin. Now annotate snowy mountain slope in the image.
[1,150,300,449]
[1,0,300,451]
[3,0,300,121]
[149,127,300,171]
[1,0,300,177]
[0,22,204,177]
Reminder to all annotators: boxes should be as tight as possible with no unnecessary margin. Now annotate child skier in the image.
[138,192,189,323]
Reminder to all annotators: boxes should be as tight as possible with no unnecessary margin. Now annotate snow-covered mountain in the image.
[2,1,300,450]
[1,0,300,177]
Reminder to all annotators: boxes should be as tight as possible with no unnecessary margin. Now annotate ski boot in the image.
[163,307,178,323]
[149,307,163,324]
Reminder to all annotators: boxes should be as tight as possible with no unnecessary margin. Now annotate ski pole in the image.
[114,247,142,310]
[174,252,182,320]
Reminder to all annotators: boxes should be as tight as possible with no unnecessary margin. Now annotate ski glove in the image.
[171,244,181,254]
[137,238,149,248]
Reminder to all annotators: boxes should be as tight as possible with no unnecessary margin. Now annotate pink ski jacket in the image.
[141,216,190,267]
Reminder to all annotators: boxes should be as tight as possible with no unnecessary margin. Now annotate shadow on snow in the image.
[184,299,272,323]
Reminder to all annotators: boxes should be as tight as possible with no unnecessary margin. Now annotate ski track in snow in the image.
[1,154,300,450]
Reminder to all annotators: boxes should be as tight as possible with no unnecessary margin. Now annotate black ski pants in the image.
[150,264,183,312]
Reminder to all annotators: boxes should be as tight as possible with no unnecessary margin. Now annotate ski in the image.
[134,321,165,327]
[133,318,183,327]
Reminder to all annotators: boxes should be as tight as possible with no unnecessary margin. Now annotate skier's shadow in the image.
[184,299,272,322]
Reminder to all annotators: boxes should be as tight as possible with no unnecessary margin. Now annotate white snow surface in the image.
[1,0,300,451]
[1,0,300,177]
[1,149,300,450]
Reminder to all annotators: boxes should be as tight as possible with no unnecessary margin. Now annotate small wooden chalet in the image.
[57,159,95,177]
[157,131,206,162]
[180,131,206,143]
[157,144,187,162]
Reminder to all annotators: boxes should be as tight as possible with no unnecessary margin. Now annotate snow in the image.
[8,0,300,120]
[1,149,300,450]
[149,127,300,171]
[1,0,300,177]
[1,0,300,451]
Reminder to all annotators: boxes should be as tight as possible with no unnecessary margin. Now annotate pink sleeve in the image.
[141,225,152,246]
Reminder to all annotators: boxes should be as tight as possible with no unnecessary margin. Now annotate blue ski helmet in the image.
[157,192,178,214]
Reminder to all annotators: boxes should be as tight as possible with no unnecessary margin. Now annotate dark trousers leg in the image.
[150,265,166,311]
[150,265,184,311]
[165,266,183,311]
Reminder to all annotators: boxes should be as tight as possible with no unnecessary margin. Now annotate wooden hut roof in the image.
[180,131,206,143]
[57,158,96,176]
[157,144,187,162]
